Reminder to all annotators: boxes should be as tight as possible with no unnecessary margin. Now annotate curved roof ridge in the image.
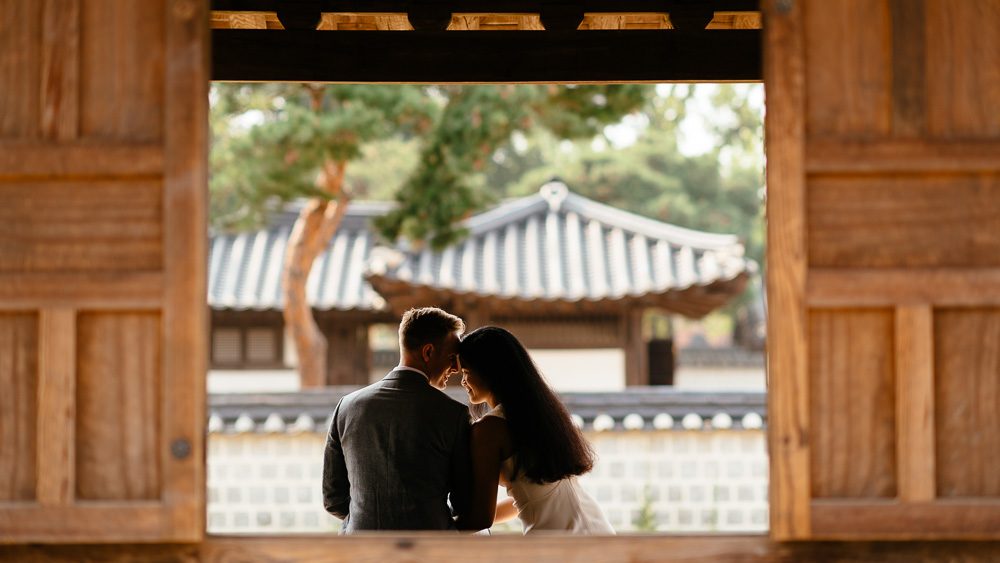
[560,191,741,250]
[464,193,548,234]
[462,183,743,252]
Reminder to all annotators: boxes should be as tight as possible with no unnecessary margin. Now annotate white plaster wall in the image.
[206,429,768,535]
[213,355,765,394]
[528,349,625,392]
[208,370,300,394]
[672,367,766,392]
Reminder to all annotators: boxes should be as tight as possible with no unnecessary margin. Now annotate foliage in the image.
[211,84,651,249]
[210,84,439,231]
[478,84,765,317]
[486,84,764,268]
[372,85,651,249]
[632,484,658,532]
[210,83,765,330]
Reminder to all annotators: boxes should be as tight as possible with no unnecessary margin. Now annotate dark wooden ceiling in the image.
[211,1,762,82]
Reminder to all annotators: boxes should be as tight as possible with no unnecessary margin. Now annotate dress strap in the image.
[482,404,506,419]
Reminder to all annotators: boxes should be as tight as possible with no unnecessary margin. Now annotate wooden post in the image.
[762,0,811,540]
[623,308,647,386]
[895,306,936,503]
[35,309,75,507]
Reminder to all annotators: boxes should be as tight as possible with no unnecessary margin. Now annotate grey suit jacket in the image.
[322,369,472,532]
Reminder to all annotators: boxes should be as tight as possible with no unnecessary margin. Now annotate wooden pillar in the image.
[324,320,370,386]
[461,300,490,332]
[623,307,647,386]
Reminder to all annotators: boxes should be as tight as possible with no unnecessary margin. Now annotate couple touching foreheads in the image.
[322,307,613,534]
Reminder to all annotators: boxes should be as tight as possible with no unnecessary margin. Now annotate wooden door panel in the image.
[0,181,164,272]
[935,308,1000,498]
[809,309,896,499]
[79,0,166,142]
[76,312,161,501]
[0,0,206,543]
[804,0,891,138]
[925,0,1000,138]
[766,0,1000,539]
[807,174,1000,268]
[0,314,39,502]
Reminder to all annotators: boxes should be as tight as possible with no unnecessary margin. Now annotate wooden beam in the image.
[807,269,1000,307]
[35,309,76,507]
[210,12,762,31]
[0,144,163,179]
[895,306,935,503]
[0,503,168,543]
[211,0,762,14]
[811,499,1000,539]
[0,273,164,310]
[212,29,761,82]
[805,140,1000,174]
[161,0,209,542]
[762,0,810,540]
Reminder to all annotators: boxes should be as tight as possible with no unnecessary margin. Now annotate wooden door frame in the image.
[203,0,784,549]
[4,0,1000,558]
[201,0,791,550]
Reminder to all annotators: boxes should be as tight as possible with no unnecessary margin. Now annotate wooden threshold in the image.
[4,534,1000,561]
[212,29,761,82]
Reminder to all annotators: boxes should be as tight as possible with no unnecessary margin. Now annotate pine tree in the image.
[211,84,650,386]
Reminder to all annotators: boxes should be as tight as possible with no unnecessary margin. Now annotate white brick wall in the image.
[207,434,342,533]
[207,429,768,534]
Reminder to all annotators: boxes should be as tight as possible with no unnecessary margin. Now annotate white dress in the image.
[484,405,615,534]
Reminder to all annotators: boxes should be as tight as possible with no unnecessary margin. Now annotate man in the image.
[323,307,472,532]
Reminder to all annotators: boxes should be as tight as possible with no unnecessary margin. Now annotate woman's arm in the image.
[455,416,507,531]
[494,496,518,524]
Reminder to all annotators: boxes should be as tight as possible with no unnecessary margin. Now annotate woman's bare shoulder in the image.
[471,415,512,456]
[472,413,507,433]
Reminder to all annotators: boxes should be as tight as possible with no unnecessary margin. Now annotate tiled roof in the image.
[367,182,751,315]
[208,388,767,434]
[208,201,391,311]
[209,182,752,315]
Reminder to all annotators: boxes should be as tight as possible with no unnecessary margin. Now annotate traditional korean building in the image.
[7,0,998,556]
[207,181,754,386]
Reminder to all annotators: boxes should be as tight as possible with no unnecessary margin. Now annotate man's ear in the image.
[421,343,435,364]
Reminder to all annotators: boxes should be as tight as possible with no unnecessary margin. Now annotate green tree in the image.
[484,85,765,322]
[211,84,650,386]
[496,86,761,252]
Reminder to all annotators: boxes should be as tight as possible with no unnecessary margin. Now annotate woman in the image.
[455,326,614,534]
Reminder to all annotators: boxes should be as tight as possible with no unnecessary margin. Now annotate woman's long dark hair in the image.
[458,326,595,483]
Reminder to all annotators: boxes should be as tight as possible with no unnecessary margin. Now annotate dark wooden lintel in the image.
[211,0,760,15]
[213,29,761,83]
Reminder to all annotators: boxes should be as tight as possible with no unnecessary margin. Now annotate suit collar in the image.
[383,367,431,387]
[390,365,428,379]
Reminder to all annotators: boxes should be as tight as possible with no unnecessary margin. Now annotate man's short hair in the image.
[399,307,465,351]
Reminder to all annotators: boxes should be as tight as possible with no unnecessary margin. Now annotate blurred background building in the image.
[205,182,766,534]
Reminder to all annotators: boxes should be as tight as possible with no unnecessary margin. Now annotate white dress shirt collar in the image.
[393,364,428,380]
